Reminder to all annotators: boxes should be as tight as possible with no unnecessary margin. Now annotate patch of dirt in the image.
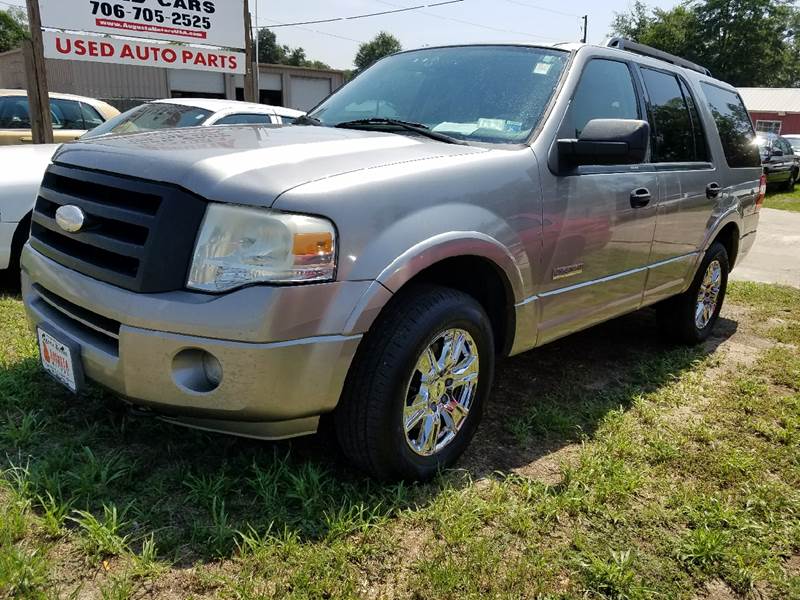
[512,444,580,484]
[786,554,800,577]
[700,579,739,600]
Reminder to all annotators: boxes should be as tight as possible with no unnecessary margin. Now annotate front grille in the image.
[34,284,121,340]
[31,284,120,356]
[30,164,207,293]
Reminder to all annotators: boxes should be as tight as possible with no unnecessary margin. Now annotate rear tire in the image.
[334,285,495,481]
[784,170,798,192]
[657,242,729,345]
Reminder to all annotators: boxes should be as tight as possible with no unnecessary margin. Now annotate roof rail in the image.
[604,37,712,77]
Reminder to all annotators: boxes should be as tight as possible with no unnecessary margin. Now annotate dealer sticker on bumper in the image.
[37,327,80,393]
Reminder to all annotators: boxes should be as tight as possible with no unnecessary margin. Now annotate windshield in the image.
[81,103,213,139]
[309,45,568,145]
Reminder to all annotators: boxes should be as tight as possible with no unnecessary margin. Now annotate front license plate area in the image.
[37,326,84,394]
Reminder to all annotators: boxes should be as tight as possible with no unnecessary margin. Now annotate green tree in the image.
[256,28,288,65]
[354,32,402,71]
[611,0,799,87]
[256,28,329,70]
[0,8,28,54]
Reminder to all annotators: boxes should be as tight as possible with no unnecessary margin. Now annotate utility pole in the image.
[581,15,588,44]
[254,0,260,101]
[24,0,53,144]
[243,0,256,103]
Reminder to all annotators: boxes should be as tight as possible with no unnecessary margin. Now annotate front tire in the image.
[335,285,495,480]
[1,215,31,290]
[657,242,729,345]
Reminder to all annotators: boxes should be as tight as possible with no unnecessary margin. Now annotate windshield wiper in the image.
[294,114,322,126]
[334,118,468,145]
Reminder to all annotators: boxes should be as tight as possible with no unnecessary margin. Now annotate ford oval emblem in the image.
[55,205,86,233]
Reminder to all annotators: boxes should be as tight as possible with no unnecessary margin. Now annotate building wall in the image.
[750,111,800,136]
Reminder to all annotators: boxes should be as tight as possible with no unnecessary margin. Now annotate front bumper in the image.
[0,222,17,270]
[22,246,391,439]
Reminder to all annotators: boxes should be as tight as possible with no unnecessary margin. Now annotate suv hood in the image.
[52,125,487,206]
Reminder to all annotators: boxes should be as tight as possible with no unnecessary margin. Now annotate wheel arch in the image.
[356,234,526,357]
[710,221,741,270]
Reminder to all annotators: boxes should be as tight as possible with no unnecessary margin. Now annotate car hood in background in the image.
[52,125,488,206]
[0,143,59,207]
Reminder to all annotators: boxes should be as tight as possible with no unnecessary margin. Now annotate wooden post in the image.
[581,15,588,44]
[24,0,53,144]
[243,0,256,103]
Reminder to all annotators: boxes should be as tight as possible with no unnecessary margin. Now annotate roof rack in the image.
[604,37,712,77]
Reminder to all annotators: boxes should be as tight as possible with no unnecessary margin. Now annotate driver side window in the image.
[567,59,640,138]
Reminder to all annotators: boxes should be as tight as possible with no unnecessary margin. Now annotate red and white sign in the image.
[43,31,245,74]
[39,0,245,49]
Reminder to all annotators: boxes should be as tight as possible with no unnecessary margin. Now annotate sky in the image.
[256,0,681,69]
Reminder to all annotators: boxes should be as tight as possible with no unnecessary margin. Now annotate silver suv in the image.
[22,39,765,480]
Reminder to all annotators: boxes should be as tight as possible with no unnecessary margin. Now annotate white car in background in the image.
[0,99,305,279]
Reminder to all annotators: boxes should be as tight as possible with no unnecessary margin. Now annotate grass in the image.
[764,188,800,212]
[0,283,799,598]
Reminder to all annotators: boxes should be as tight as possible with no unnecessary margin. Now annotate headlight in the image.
[187,204,336,292]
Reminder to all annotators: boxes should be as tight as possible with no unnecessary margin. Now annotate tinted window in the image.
[700,83,760,168]
[680,79,709,162]
[82,103,212,139]
[641,68,696,162]
[779,138,794,155]
[280,116,297,125]
[214,113,272,125]
[310,46,569,144]
[80,103,105,129]
[0,96,30,129]
[569,59,639,138]
[51,99,85,130]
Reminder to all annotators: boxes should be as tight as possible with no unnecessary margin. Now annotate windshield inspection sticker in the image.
[534,62,553,75]
[478,118,506,131]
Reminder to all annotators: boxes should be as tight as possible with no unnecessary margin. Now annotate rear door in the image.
[0,96,33,145]
[538,57,659,344]
[636,67,717,304]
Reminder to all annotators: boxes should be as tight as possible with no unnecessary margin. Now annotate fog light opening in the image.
[172,349,223,394]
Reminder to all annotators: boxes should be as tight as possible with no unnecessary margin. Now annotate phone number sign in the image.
[39,0,245,49]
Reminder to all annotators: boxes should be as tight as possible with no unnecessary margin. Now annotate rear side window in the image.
[51,99,85,130]
[80,103,105,129]
[0,96,31,129]
[280,116,297,125]
[214,113,272,125]
[641,68,703,163]
[568,59,639,138]
[679,80,710,162]
[700,83,760,168]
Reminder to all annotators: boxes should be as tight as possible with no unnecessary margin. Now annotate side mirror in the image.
[558,119,650,167]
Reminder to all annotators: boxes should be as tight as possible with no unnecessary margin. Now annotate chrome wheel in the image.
[695,259,722,330]
[403,328,480,457]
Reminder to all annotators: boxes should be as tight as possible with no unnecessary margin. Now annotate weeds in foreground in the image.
[0,284,798,598]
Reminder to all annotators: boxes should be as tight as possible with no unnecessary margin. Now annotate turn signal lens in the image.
[756,174,767,210]
[187,204,337,292]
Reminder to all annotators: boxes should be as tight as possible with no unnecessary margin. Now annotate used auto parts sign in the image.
[38,0,246,49]
[42,30,245,73]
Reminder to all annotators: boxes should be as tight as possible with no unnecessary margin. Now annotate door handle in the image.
[706,182,722,199]
[630,188,652,208]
